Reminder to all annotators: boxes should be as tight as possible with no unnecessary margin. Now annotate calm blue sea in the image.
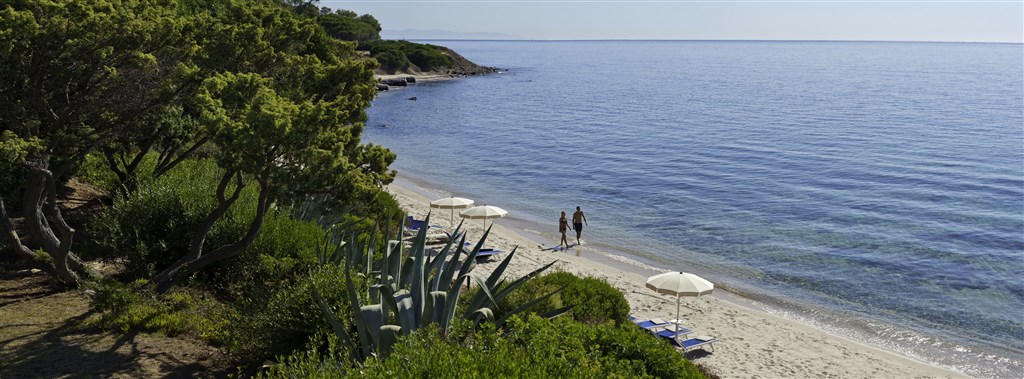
[363,40,1024,377]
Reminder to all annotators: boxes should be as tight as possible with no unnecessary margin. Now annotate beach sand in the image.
[388,180,967,379]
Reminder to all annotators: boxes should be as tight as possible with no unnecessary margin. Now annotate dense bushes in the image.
[85,159,259,279]
[224,265,369,362]
[318,10,381,42]
[82,156,393,300]
[499,271,631,325]
[359,40,454,73]
[261,316,706,378]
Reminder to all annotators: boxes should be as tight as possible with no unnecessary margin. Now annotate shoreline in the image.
[386,175,967,378]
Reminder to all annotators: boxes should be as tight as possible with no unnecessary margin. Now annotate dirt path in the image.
[0,266,230,378]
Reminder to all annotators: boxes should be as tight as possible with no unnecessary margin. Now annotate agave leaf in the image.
[378,325,402,357]
[376,284,399,322]
[441,275,467,336]
[409,214,429,327]
[388,236,403,288]
[382,240,396,289]
[394,293,415,335]
[463,273,498,318]
[346,269,372,358]
[398,256,414,289]
[496,285,567,326]
[495,259,559,301]
[363,231,375,278]
[359,304,385,349]
[427,229,460,288]
[310,275,360,361]
[425,290,448,324]
[471,307,495,328]
[439,233,468,292]
[484,245,518,289]
[539,305,574,319]
[455,232,479,279]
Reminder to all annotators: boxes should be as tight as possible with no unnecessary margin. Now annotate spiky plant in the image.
[311,213,569,361]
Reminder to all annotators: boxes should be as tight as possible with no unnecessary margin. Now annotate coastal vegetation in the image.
[0,0,705,376]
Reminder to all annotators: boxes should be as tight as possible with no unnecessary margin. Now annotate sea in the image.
[362,40,1024,378]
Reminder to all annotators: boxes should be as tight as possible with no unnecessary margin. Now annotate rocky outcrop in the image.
[381,78,408,87]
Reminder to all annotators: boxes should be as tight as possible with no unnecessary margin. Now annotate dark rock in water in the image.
[382,78,408,87]
[377,123,388,128]
[375,83,389,91]
[408,96,417,101]
[406,76,416,83]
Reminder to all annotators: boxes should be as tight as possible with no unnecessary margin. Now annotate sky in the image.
[318,1,1023,43]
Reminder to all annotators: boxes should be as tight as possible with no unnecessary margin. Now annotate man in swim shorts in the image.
[572,206,587,245]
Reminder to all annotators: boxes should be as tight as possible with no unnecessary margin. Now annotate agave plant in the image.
[310,213,569,361]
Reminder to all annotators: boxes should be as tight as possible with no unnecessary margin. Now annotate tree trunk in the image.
[10,164,97,284]
[152,178,270,293]
[0,197,59,278]
[41,167,79,284]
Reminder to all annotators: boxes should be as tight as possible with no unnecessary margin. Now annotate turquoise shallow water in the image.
[363,41,1023,377]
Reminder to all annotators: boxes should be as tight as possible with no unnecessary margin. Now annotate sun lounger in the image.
[662,334,717,352]
[654,327,693,340]
[473,248,504,261]
[406,216,428,231]
[405,216,444,232]
[629,315,687,333]
[629,315,672,331]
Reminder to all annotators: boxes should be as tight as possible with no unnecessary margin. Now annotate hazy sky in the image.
[319,1,1023,43]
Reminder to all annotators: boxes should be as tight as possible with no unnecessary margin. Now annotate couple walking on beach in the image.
[559,206,587,248]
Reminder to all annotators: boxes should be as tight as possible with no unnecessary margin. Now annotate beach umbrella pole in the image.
[675,295,681,338]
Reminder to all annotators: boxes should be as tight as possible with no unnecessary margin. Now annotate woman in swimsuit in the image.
[559,211,570,248]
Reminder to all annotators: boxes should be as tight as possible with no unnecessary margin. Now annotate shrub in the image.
[84,159,256,278]
[360,40,453,73]
[260,316,707,378]
[499,271,630,325]
[224,265,369,363]
[199,211,326,298]
[83,158,326,292]
[406,47,452,71]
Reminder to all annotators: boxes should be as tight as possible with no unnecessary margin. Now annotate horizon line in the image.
[388,38,1023,44]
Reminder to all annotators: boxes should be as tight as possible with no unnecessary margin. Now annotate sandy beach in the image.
[387,180,967,379]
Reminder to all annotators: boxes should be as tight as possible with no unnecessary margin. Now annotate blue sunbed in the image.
[663,334,717,352]
[474,248,504,260]
[629,315,679,332]
[654,327,693,340]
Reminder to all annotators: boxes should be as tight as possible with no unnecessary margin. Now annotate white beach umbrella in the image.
[645,271,715,338]
[430,197,475,226]
[459,205,508,231]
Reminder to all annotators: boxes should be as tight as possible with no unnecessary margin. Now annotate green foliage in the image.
[318,10,381,42]
[501,271,631,325]
[85,159,255,277]
[224,265,369,362]
[75,153,135,194]
[261,316,707,378]
[359,40,454,73]
[91,279,229,338]
[84,158,337,292]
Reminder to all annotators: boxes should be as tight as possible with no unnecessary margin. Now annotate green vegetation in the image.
[359,40,455,73]
[90,279,230,339]
[319,10,382,42]
[500,271,631,325]
[282,2,466,74]
[0,1,706,377]
[262,316,705,378]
